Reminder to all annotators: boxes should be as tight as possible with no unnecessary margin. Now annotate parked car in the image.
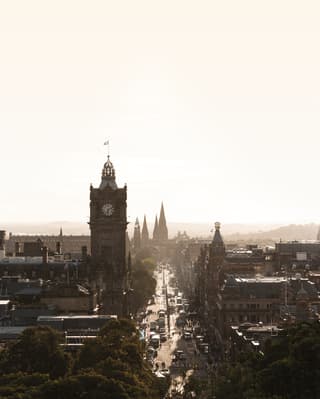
[160,333,167,342]
[175,350,186,360]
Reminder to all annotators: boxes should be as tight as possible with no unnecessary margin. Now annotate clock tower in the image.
[89,155,128,315]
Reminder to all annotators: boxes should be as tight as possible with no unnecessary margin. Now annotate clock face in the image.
[102,202,114,216]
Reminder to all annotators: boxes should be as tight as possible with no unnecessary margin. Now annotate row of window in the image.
[225,314,272,324]
[224,303,273,310]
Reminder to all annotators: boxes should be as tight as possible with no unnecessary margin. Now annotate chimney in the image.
[0,230,5,260]
[56,241,61,254]
[42,246,49,264]
[81,246,88,260]
[15,242,21,256]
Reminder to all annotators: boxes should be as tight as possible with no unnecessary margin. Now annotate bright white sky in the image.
[0,1,319,226]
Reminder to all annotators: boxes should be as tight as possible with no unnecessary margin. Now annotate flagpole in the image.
[104,140,110,158]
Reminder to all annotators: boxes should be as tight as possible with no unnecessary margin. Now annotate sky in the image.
[0,1,320,227]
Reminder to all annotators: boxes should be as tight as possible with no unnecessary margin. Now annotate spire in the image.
[133,217,141,251]
[209,222,225,263]
[127,251,132,288]
[153,215,159,241]
[141,215,149,247]
[100,155,118,190]
[59,227,63,237]
[126,231,131,257]
[158,202,168,241]
[317,225,320,241]
[207,222,225,291]
[212,222,224,246]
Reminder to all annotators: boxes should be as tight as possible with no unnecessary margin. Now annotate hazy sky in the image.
[1,1,319,226]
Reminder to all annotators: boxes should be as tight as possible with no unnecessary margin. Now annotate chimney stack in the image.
[42,246,49,264]
[0,230,6,260]
[15,242,21,256]
[56,241,61,254]
[81,246,88,260]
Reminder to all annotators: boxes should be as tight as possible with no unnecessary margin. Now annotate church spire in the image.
[212,222,224,248]
[153,215,159,241]
[207,222,225,291]
[141,215,149,247]
[133,217,141,251]
[158,202,168,241]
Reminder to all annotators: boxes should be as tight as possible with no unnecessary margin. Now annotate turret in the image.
[158,202,168,242]
[133,217,141,251]
[207,222,225,291]
[141,215,149,247]
[153,215,159,241]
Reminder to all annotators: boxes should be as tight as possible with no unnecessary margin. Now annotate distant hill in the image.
[1,221,318,244]
[1,221,90,236]
[224,223,319,244]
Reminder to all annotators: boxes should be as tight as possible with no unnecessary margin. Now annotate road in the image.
[142,264,209,398]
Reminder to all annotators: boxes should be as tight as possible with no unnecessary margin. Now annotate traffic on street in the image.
[137,263,210,398]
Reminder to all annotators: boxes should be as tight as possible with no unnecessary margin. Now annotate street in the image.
[142,264,209,398]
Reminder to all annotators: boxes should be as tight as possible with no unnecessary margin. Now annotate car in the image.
[175,350,186,360]
[160,334,167,342]
[160,368,170,376]
[199,343,209,354]
[150,322,157,331]
[150,334,161,348]
[196,335,204,345]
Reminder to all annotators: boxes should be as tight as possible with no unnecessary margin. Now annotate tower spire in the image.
[158,202,168,242]
[141,215,149,247]
[153,215,159,241]
[133,217,141,251]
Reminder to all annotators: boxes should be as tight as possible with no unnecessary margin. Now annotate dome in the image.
[100,156,118,190]
[102,156,115,178]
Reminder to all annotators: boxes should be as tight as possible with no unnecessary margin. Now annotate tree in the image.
[38,372,130,399]
[0,326,71,378]
[131,258,157,313]
[213,322,320,399]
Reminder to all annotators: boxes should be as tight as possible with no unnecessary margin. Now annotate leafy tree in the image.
[131,258,157,313]
[213,322,320,399]
[0,319,162,398]
[0,326,71,378]
[38,372,130,399]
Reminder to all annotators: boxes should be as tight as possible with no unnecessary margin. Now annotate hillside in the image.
[1,221,319,244]
[224,223,319,243]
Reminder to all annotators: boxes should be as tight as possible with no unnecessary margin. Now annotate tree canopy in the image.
[213,322,320,399]
[0,319,164,399]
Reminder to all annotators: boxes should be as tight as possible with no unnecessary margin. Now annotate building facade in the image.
[89,156,128,315]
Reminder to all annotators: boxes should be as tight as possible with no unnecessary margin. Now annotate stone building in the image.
[89,155,129,316]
